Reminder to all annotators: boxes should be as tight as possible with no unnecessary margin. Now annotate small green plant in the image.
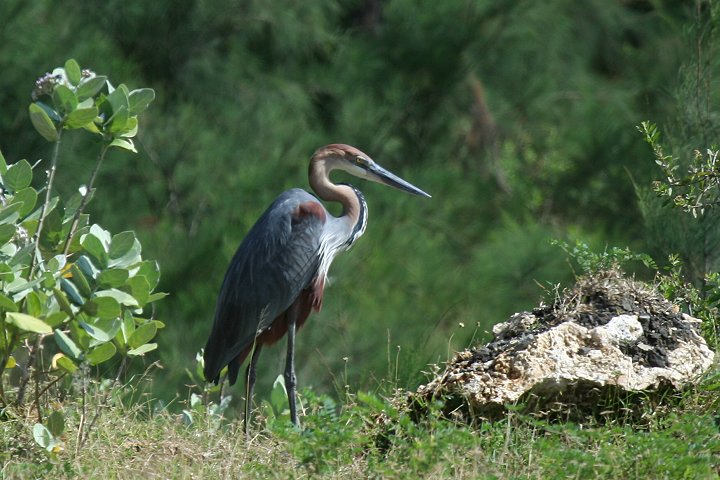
[639,121,720,218]
[639,121,720,348]
[653,254,720,347]
[262,374,292,423]
[0,59,165,454]
[552,239,656,275]
[182,350,231,429]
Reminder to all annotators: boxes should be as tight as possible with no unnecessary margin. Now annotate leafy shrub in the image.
[0,59,164,454]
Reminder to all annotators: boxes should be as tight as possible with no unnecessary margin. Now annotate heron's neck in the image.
[309,158,361,226]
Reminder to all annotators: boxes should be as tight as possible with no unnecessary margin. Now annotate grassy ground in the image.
[2,370,719,480]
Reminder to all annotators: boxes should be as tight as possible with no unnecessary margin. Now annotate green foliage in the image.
[0,59,163,455]
[28,58,152,152]
[0,372,718,478]
[553,239,656,276]
[181,350,231,429]
[640,121,720,218]
[654,254,720,348]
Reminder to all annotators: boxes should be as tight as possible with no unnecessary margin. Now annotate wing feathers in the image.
[203,190,325,383]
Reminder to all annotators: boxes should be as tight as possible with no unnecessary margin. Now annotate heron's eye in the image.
[355,156,369,166]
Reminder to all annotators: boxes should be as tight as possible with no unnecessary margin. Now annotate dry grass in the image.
[2,377,719,479]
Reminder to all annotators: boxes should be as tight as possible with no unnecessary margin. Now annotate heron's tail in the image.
[203,339,251,386]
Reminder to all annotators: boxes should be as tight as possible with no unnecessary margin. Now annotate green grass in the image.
[2,373,719,479]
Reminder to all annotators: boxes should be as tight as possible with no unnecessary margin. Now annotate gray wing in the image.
[203,188,325,383]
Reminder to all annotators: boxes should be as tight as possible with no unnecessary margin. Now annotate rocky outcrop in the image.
[415,270,715,420]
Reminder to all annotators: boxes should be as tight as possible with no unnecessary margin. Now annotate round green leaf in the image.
[109,238,141,269]
[86,342,117,365]
[54,354,78,373]
[108,138,137,153]
[107,84,130,112]
[109,231,136,259]
[54,329,82,359]
[126,276,150,307]
[80,318,120,343]
[0,224,15,246]
[60,278,84,306]
[76,255,99,280]
[97,268,129,288]
[54,287,75,316]
[29,103,59,142]
[76,75,107,101]
[128,88,155,115]
[47,254,67,273]
[66,107,99,129]
[136,261,160,290]
[84,296,121,320]
[44,311,68,328]
[127,342,157,356]
[80,233,108,268]
[95,288,138,307]
[64,59,81,85]
[70,264,92,297]
[6,312,51,333]
[0,292,18,312]
[4,159,33,191]
[10,187,38,216]
[47,410,65,437]
[117,116,138,138]
[41,271,57,289]
[52,84,78,115]
[108,106,129,133]
[128,322,157,349]
[25,291,42,318]
[33,423,52,449]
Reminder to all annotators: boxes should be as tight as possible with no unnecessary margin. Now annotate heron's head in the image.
[312,144,431,198]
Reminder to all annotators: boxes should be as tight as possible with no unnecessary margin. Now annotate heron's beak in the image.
[366,162,431,198]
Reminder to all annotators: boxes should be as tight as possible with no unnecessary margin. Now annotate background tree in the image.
[0,0,709,403]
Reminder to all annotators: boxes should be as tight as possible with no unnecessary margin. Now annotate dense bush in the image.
[0,59,163,454]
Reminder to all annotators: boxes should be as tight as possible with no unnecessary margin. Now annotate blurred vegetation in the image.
[0,0,715,407]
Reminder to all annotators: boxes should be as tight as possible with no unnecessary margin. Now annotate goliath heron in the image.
[203,144,430,429]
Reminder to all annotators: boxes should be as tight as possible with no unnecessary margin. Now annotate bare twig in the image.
[77,355,128,452]
[62,142,110,255]
[30,129,63,277]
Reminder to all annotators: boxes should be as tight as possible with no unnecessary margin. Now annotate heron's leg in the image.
[244,344,262,435]
[285,307,298,425]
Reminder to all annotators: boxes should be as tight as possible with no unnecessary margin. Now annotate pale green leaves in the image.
[128,88,155,115]
[6,312,52,333]
[29,103,59,142]
[4,159,32,191]
[3,61,164,447]
[99,83,153,151]
[28,58,154,149]
[66,107,100,129]
[33,410,65,454]
[52,84,77,115]
[65,59,82,86]
[76,76,107,102]
[0,176,164,382]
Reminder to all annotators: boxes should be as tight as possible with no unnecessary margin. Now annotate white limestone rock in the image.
[416,271,715,418]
